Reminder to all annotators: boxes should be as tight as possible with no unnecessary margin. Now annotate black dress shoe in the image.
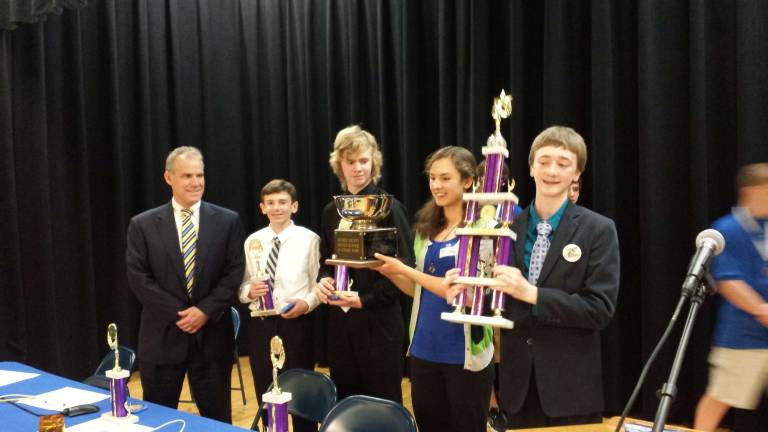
[488,407,509,432]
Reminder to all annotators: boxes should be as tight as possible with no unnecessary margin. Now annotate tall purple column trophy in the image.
[441,90,518,329]
[325,195,399,299]
[263,336,291,432]
[247,239,278,317]
[101,324,139,424]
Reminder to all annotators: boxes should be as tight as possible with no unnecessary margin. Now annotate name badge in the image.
[440,244,458,258]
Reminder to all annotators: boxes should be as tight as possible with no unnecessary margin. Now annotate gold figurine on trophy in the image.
[270,336,286,394]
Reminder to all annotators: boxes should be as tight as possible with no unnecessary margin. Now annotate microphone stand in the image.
[651,276,714,432]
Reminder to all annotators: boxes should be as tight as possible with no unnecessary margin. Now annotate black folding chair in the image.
[319,395,416,432]
[251,369,337,431]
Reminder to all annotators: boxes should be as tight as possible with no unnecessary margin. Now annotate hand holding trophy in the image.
[248,239,278,317]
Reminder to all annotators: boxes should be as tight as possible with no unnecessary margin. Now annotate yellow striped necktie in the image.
[181,208,197,298]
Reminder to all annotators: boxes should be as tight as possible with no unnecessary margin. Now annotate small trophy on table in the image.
[441,90,519,329]
[325,194,399,299]
[248,239,278,317]
[263,336,292,432]
[101,323,139,424]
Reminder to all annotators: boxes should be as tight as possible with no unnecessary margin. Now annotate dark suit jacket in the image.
[126,201,245,365]
[499,202,620,418]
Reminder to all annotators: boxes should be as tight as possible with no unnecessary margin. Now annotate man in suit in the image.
[126,146,245,423]
[492,126,620,428]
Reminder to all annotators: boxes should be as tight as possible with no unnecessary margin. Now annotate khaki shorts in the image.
[706,347,768,409]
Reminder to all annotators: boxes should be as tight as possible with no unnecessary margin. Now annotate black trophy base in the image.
[333,227,398,261]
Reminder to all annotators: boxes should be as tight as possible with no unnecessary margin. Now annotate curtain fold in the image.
[0,0,87,30]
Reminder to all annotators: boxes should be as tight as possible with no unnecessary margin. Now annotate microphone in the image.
[682,229,725,296]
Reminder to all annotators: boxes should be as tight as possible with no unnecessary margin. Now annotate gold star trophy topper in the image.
[489,90,513,148]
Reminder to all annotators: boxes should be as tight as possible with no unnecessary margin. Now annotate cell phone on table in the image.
[280,303,295,314]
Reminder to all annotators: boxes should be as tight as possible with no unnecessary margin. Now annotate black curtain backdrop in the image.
[2,0,768,426]
[0,0,87,30]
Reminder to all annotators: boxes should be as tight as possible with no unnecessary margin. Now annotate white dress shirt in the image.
[171,198,201,249]
[239,221,321,312]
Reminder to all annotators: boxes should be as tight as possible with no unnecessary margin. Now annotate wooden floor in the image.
[127,357,722,431]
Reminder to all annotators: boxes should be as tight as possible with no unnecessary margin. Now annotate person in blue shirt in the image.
[459,126,620,428]
[694,163,768,432]
[375,146,494,432]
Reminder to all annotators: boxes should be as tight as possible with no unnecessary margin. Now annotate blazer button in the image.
[526,338,534,345]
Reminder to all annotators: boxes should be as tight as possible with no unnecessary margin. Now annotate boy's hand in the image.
[326,295,362,309]
[493,265,538,304]
[315,277,336,303]
[248,280,271,299]
[281,299,309,319]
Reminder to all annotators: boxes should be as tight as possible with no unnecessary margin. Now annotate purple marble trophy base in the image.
[263,391,292,432]
[440,310,514,329]
[104,369,137,422]
[102,369,139,424]
[250,276,278,318]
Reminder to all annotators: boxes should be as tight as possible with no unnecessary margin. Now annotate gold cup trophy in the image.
[325,194,399,300]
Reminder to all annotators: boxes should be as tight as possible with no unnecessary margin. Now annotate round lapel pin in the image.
[562,244,582,262]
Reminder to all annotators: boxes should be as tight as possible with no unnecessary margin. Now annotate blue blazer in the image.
[499,202,620,417]
[126,201,245,364]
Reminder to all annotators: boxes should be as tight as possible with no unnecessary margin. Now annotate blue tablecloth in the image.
[0,361,248,432]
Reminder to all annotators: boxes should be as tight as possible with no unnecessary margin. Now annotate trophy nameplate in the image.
[330,228,398,263]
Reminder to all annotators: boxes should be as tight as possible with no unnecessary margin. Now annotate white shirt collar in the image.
[171,198,201,215]
[268,221,295,243]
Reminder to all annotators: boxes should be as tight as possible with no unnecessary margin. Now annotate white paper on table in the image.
[66,418,153,432]
[17,386,109,411]
[624,423,685,432]
[0,369,40,387]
